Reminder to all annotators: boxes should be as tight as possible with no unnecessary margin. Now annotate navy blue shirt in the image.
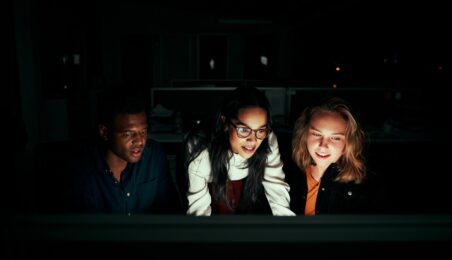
[66,139,181,214]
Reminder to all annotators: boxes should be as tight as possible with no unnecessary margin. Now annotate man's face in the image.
[102,111,148,163]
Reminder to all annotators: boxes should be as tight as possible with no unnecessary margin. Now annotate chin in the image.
[238,152,253,159]
[127,157,141,163]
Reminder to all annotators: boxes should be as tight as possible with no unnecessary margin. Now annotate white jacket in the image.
[186,132,295,216]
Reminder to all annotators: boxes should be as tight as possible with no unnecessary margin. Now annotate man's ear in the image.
[99,124,109,141]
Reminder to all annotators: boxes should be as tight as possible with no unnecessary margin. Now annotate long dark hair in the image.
[185,86,273,209]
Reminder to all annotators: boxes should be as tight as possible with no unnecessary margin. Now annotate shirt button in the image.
[321,187,325,191]
[128,213,131,216]
[347,191,353,196]
[126,192,131,197]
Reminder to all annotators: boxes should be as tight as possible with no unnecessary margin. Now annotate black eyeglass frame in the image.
[229,121,271,140]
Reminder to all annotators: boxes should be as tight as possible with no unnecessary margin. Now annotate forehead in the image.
[311,111,346,132]
[235,107,268,127]
[113,112,148,130]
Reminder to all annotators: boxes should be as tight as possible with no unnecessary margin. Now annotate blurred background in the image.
[7,0,451,214]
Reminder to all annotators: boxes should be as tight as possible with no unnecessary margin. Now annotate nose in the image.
[246,131,257,142]
[132,133,145,145]
[319,137,328,148]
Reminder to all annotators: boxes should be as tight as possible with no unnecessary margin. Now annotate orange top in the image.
[305,167,320,216]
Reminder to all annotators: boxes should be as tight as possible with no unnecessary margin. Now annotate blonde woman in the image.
[284,96,382,215]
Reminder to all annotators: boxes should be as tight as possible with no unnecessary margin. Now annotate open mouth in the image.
[130,148,142,157]
[315,152,330,159]
[242,145,256,154]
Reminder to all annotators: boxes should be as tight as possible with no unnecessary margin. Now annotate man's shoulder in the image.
[145,138,165,152]
[66,141,104,171]
[142,139,168,161]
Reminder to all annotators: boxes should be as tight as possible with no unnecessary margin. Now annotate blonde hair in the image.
[291,97,366,183]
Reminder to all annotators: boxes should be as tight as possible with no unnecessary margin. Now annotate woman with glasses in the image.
[184,86,295,215]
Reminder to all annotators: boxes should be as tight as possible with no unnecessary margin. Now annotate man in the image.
[66,87,181,214]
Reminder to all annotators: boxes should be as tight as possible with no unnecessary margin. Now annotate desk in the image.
[6,214,452,258]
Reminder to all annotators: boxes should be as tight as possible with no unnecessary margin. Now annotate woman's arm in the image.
[186,149,212,216]
[263,133,296,216]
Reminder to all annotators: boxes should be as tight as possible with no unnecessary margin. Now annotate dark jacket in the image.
[65,139,182,214]
[284,160,385,215]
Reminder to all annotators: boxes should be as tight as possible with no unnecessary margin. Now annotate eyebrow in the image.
[310,126,345,135]
[235,120,268,129]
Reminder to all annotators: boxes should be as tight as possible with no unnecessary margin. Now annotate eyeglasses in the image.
[229,122,271,140]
